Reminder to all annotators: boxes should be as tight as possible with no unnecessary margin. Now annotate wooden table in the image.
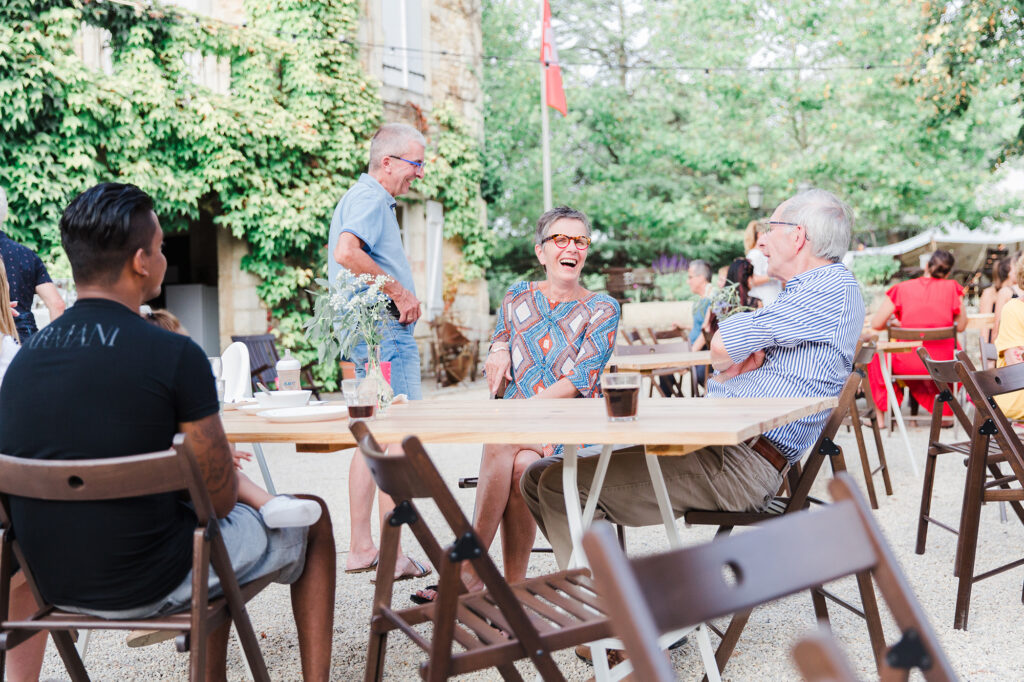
[607,350,712,372]
[223,395,836,560]
[875,340,923,476]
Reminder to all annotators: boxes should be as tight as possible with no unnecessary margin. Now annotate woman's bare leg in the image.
[500,449,542,584]
[236,471,273,509]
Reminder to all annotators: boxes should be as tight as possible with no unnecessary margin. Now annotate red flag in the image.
[540,0,567,117]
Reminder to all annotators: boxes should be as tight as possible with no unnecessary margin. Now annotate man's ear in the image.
[131,247,149,277]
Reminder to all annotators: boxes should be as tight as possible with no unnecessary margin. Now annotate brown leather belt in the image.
[747,436,788,473]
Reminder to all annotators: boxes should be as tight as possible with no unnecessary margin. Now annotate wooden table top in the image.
[223,395,836,451]
[607,350,712,371]
[876,340,923,353]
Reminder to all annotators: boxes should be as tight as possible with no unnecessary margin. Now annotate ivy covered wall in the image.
[0,0,487,390]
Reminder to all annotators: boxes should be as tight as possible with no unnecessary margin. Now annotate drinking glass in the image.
[601,373,641,422]
[343,378,376,420]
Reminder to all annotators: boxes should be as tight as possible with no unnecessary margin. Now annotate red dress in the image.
[868,277,963,413]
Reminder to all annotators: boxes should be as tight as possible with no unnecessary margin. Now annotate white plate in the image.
[239,400,325,413]
[257,406,349,423]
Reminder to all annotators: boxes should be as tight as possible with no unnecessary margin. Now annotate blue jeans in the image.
[350,318,422,400]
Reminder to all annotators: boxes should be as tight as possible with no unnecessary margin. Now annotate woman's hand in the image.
[485,349,512,396]
[230,447,253,470]
[1006,346,1024,366]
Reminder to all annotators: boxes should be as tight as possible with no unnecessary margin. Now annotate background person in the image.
[0,257,19,387]
[0,187,65,343]
[992,261,1024,419]
[994,251,1024,339]
[329,123,431,581]
[744,219,781,307]
[867,249,967,415]
[414,206,619,604]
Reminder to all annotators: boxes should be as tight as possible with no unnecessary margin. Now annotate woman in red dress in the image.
[867,250,967,413]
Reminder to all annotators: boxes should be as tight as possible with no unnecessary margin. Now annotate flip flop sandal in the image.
[344,556,379,574]
[410,584,438,605]
[371,557,432,583]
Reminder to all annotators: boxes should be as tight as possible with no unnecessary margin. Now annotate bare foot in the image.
[345,548,379,573]
[392,555,432,581]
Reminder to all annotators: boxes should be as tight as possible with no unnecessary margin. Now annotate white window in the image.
[379,0,426,93]
[76,24,113,75]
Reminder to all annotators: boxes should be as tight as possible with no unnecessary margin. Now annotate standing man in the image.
[330,123,431,580]
[0,187,66,342]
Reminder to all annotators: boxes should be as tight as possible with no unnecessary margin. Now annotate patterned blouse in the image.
[491,281,620,400]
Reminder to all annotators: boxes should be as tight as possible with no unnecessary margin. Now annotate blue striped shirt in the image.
[706,263,864,462]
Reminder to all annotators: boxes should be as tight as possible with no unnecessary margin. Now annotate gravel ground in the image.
[35,380,1024,681]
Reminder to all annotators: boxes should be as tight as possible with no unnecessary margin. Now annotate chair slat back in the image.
[853,343,876,368]
[980,341,998,369]
[349,421,436,503]
[231,334,279,386]
[887,325,957,342]
[649,328,688,346]
[785,373,860,511]
[637,500,876,628]
[0,438,192,503]
[584,475,957,682]
[954,351,1024,485]
[917,347,973,432]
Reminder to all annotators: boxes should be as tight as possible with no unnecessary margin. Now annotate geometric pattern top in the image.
[491,281,620,401]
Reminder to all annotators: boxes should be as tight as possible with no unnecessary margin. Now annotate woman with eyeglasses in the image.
[412,206,620,604]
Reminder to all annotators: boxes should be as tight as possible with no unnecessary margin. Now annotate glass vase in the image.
[363,346,394,414]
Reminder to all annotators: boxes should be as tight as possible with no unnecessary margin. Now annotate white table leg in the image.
[581,445,615,527]
[252,442,277,495]
[879,351,920,477]
[644,448,683,549]
[562,444,586,569]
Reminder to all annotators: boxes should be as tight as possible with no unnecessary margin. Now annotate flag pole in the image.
[540,0,553,211]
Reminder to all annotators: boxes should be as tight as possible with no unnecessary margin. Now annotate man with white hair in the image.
[329,123,431,579]
[522,189,865,570]
[0,187,65,342]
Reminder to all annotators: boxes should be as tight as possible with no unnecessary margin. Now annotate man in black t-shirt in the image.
[0,183,335,681]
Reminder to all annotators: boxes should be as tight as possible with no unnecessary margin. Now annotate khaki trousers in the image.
[520,443,784,569]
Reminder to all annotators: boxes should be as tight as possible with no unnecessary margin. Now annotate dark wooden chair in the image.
[349,422,612,681]
[842,343,892,509]
[584,474,955,682]
[979,340,998,369]
[951,350,1024,630]
[230,334,321,399]
[914,348,1022,559]
[0,435,278,681]
[430,321,479,388]
[620,327,645,345]
[885,325,958,428]
[682,375,874,677]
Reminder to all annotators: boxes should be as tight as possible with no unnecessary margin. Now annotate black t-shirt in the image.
[0,231,53,343]
[0,298,219,609]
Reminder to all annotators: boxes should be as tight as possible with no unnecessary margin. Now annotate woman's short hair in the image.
[142,307,185,335]
[534,206,591,245]
[777,189,853,262]
[926,250,955,279]
[60,183,156,286]
[743,220,761,252]
[995,254,1012,286]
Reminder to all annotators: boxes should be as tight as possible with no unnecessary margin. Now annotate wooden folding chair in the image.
[583,474,956,682]
[682,375,878,677]
[914,348,1022,558]
[885,325,958,428]
[951,351,1024,630]
[979,341,998,369]
[842,343,892,509]
[349,422,612,681]
[230,333,322,399]
[0,435,277,681]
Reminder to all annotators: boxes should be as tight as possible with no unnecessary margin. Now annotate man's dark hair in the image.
[60,183,156,285]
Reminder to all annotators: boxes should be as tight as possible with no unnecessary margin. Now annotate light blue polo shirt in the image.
[328,173,416,295]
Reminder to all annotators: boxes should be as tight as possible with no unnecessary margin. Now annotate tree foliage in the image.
[482,0,1019,287]
[0,0,484,389]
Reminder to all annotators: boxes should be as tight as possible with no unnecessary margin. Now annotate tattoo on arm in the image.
[181,415,236,505]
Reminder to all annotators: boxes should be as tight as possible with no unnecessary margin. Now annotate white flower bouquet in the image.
[305,270,397,411]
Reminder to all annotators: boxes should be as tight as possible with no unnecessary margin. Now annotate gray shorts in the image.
[58,503,308,619]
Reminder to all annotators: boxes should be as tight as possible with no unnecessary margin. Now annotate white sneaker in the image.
[259,495,322,529]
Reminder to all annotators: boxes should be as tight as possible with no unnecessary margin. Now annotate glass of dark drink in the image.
[347,403,376,420]
[601,373,641,422]
[343,378,376,421]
